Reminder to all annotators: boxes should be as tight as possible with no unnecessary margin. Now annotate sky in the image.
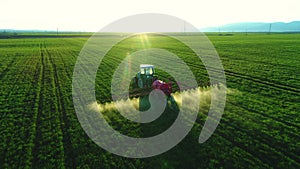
[1,0,300,32]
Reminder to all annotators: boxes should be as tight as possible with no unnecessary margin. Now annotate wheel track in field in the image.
[198,111,300,167]
[215,125,300,168]
[220,54,299,72]
[32,42,66,168]
[45,46,75,168]
[32,42,45,167]
[196,102,299,167]
[23,43,46,168]
[224,68,300,93]
[224,101,300,163]
[228,100,300,129]
[192,62,299,94]
[192,121,270,168]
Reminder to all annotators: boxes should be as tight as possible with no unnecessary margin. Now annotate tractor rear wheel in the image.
[132,77,138,89]
[138,78,143,88]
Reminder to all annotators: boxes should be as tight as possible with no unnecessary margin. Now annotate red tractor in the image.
[131,64,172,97]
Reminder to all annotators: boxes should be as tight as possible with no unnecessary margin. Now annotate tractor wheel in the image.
[138,78,143,88]
[146,77,153,88]
[132,77,138,89]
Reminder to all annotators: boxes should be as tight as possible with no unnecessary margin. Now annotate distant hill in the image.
[0,29,56,33]
[2,21,300,33]
[201,21,300,32]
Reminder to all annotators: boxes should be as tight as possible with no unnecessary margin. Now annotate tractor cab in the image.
[139,64,155,76]
[137,64,157,88]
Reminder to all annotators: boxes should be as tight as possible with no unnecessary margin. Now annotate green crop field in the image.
[0,33,299,169]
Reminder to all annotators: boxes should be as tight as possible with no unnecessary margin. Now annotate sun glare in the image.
[139,33,151,48]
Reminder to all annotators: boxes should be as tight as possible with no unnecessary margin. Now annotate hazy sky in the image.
[1,0,299,31]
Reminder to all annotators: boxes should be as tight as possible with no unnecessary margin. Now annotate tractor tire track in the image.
[32,42,66,168]
[197,112,300,167]
[220,54,299,72]
[191,62,300,94]
[23,43,45,168]
[225,101,300,162]
[224,69,300,93]
[192,122,270,168]
[196,106,298,167]
[215,125,300,168]
[46,47,75,168]
[227,100,299,129]
[32,43,45,167]
[220,118,300,167]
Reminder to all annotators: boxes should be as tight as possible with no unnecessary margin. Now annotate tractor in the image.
[131,64,172,97]
[131,64,178,112]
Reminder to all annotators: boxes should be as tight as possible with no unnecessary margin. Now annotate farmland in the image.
[0,33,299,168]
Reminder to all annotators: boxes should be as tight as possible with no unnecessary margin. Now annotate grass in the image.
[0,33,299,168]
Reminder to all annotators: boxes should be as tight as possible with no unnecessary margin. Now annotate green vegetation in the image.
[0,33,299,168]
